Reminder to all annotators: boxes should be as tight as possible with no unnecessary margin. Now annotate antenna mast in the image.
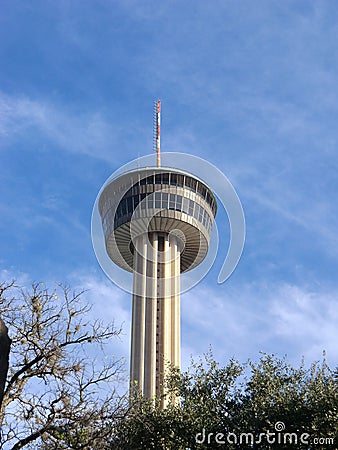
[153,100,161,167]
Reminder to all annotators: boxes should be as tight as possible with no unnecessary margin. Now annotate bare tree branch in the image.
[0,281,127,449]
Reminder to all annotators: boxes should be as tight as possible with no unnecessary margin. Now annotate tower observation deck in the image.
[99,166,217,405]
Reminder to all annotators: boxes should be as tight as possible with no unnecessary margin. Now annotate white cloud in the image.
[70,272,131,361]
[0,92,121,161]
[0,268,31,286]
[180,281,338,369]
[0,268,130,362]
[2,268,337,373]
[270,284,338,362]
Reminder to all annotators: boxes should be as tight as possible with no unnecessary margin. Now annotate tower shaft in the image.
[130,232,180,405]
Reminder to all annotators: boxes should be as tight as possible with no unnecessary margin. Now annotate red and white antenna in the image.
[153,100,161,167]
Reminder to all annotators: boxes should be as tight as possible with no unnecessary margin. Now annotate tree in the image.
[1,280,337,449]
[0,281,126,450]
[111,352,338,449]
[237,353,338,448]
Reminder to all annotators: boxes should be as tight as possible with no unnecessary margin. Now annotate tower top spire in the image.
[153,100,161,167]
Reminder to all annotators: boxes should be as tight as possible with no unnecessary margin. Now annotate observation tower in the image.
[98,102,217,406]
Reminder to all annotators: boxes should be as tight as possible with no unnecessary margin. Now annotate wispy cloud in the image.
[0,268,31,286]
[181,281,338,368]
[2,268,337,372]
[71,271,131,358]
[270,284,338,362]
[0,92,122,161]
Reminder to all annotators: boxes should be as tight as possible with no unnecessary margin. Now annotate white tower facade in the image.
[99,167,217,405]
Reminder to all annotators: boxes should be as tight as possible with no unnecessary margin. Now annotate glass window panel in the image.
[162,192,168,207]
[133,195,139,209]
[155,192,161,208]
[121,199,127,215]
[148,196,154,208]
[155,174,162,184]
[182,198,189,213]
[169,193,175,209]
[162,173,169,184]
[185,176,192,189]
[177,175,184,187]
[176,195,182,210]
[171,173,178,185]
[127,197,133,213]
[140,193,147,209]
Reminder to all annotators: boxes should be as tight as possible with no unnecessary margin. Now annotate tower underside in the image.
[131,232,180,406]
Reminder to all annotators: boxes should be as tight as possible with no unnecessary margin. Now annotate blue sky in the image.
[1,0,338,379]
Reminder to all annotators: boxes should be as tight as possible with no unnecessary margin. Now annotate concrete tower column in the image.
[170,235,180,370]
[130,233,147,392]
[130,232,181,403]
[144,233,158,399]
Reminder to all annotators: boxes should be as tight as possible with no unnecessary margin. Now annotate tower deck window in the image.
[189,199,195,216]
[171,173,178,185]
[140,193,146,209]
[177,174,184,187]
[127,197,133,213]
[185,176,197,192]
[155,192,161,209]
[155,174,162,184]
[176,195,182,210]
[147,197,154,208]
[162,192,168,207]
[169,194,175,209]
[162,173,169,184]
[121,199,127,215]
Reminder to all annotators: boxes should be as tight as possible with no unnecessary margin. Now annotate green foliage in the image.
[111,394,186,450]
[112,352,338,450]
